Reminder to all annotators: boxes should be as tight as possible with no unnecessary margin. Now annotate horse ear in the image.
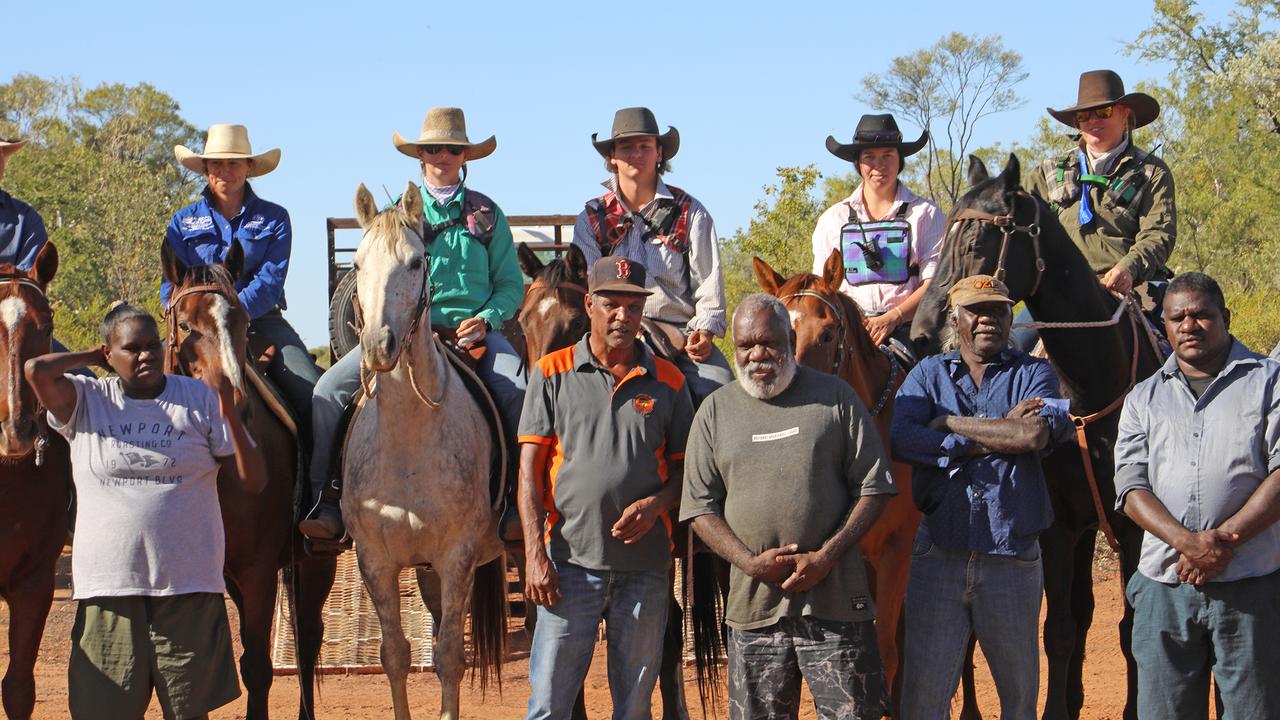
[999,153,1022,192]
[224,238,245,282]
[752,256,785,296]
[821,249,844,292]
[161,238,189,287]
[30,241,58,287]
[400,182,423,225]
[517,243,544,279]
[967,155,990,187]
[565,244,588,281]
[354,183,378,228]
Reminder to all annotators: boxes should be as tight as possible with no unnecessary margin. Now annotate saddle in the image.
[639,318,687,362]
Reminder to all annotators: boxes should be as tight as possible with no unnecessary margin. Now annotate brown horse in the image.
[0,243,70,720]
[754,249,920,708]
[161,240,336,720]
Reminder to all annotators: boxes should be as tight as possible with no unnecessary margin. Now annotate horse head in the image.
[0,242,57,456]
[352,182,429,372]
[516,243,588,363]
[161,238,249,409]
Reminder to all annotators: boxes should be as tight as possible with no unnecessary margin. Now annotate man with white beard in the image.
[681,293,898,720]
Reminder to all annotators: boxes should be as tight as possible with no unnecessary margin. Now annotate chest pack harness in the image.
[421,189,498,247]
[840,202,915,286]
[1041,148,1155,223]
[586,185,694,257]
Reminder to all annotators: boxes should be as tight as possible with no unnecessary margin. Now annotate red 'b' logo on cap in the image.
[616,259,631,279]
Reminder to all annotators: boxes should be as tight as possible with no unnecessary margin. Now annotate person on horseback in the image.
[571,107,731,405]
[300,108,525,541]
[161,124,323,444]
[1018,69,1177,350]
[813,114,946,350]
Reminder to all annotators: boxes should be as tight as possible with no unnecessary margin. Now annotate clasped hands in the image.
[1175,529,1240,586]
[746,544,835,594]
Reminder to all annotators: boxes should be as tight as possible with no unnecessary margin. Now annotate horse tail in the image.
[469,552,508,694]
[689,551,727,717]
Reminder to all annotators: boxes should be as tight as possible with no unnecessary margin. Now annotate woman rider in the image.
[300,108,524,541]
[163,123,322,438]
[812,114,946,349]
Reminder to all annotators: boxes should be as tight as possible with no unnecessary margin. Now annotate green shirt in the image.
[416,184,524,330]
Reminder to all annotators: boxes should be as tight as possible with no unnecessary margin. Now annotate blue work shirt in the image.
[891,349,1072,555]
[0,188,48,270]
[160,183,291,320]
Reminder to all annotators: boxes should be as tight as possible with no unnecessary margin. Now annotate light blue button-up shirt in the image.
[1115,339,1280,584]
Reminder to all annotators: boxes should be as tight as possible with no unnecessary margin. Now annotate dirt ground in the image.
[3,561,1147,720]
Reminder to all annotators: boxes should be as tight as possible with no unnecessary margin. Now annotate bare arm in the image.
[777,494,892,593]
[690,514,795,584]
[25,348,107,423]
[931,415,1049,455]
[518,442,559,607]
[213,378,267,495]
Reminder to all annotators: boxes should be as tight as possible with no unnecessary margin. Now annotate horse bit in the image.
[0,276,53,466]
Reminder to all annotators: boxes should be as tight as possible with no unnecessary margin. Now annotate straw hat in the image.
[173,124,281,176]
[1047,70,1160,129]
[393,108,496,160]
[591,107,680,161]
[0,138,28,156]
[826,114,929,163]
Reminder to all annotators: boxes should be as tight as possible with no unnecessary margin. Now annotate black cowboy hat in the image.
[592,107,680,161]
[826,114,929,163]
[1047,70,1160,129]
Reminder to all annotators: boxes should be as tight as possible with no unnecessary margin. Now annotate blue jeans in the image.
[526,562,669,720]
[307,331,526,506]
[673,343,733,406]
[901,525,1043,720]
[1128,569,1280,720]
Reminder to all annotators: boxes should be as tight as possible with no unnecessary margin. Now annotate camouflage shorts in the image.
[728,616,887,720]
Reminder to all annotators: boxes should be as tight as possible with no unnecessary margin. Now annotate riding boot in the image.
[299,476,346,542]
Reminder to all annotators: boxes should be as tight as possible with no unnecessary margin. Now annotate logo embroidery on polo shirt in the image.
[182,215,215,232]
[616,258,631,279]
[751,427,799,442]
[242,215,266,231]
[633,394,655,414]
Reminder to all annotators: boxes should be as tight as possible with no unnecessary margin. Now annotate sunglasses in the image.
[422,144,464,156]
[1074,105,1115,124]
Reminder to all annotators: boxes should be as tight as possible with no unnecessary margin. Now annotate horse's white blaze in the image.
[0,297,27,335]
[788,309,801,328]
[211,295,244,394]
[536,296,558,317]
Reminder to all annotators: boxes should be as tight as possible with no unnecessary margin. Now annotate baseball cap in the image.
[587,256,653,295]
[947,274,1015,308]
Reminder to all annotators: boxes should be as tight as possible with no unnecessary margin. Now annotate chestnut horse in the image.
[161,240,337,720]
[0,244,70,720]
[754,249,920,709]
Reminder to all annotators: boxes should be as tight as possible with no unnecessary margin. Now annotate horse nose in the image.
[362,327,398,370]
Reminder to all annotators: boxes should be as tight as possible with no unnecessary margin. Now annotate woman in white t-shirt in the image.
[26,303,266,720]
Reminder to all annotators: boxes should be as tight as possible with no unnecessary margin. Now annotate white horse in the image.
[344,182,507,720]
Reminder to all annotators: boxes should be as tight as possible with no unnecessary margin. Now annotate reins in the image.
[0,275,55,466]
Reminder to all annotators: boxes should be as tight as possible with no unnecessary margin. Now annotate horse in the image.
[343,182,507,720]
[0,243,70,720]
[910,154,1163,720]
[161,240,337,720]
[753,249,920,709]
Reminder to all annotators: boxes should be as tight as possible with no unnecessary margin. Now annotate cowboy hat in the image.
[826,114,929,163]
[1047,70,1160,129]
[393,107,496,160]
[173,124,281,177]
[0,137,28,156]
[592,107,680,161]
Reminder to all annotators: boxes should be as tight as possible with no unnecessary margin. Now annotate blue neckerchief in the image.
[1077,148,1094,226]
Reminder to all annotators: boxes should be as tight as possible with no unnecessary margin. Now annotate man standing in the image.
[1116,272,1280,719]
[891,275,1072,720]
[518,256,694,720]
[681,293,895,719]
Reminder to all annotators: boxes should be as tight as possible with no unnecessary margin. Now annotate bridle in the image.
[947,188,1046,298]
[164,281,236,376]
[778,288,900,416]
[0,275,53,466]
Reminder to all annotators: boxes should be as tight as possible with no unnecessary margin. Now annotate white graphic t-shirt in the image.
[50,374,235,599]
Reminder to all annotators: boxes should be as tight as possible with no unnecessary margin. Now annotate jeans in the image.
[248,308,323,440]
[1128,569,1280,720]
[901,525,1043,720]
[728,617,887,720]
[673,343,733,407]
[526,562,669,720]
[308,330,526,506]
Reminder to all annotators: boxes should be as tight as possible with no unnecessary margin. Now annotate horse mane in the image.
[533,254,576,288]
[183,262,239,298]
[367,205,420,253]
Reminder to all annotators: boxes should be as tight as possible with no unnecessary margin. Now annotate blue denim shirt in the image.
[160,183,291,320]
[891,349,1072,555]
[0,189,48,270]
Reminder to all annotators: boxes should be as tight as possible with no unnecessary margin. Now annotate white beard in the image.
[734,355,798,400]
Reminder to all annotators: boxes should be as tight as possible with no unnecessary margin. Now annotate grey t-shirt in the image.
[680,366,898,630]
[50,374,234,599]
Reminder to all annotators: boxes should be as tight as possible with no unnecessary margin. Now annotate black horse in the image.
[910,154,1163,720]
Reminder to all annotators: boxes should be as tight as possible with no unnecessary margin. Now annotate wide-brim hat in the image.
[1047,70,1160,129]
[826,113,929,163]
[592,107,680,161]
[174,124,280,177]
[393,107,496,161]
[0,137,28,156]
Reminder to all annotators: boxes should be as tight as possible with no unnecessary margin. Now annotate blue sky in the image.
[6,0,1179,347]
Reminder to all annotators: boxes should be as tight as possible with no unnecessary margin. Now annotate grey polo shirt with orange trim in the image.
[518,334,694,572]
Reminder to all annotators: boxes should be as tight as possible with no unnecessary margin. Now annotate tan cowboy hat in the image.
[592,107,680,161]
[1047,70,1160,129]
[0,137,28,156]
[393,107,496,160]
[173,124,281,176]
